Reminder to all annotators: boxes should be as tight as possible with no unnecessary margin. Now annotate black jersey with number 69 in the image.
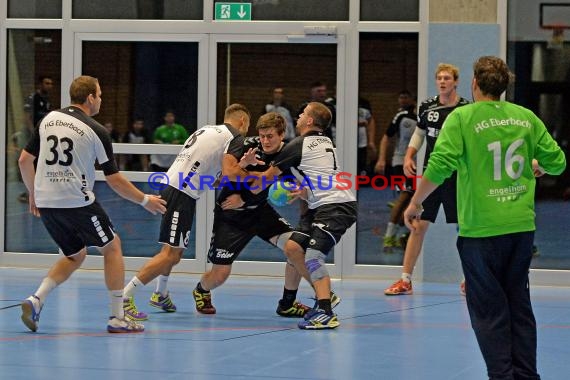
[271,131,356,209]
[417,95,469,168]
[24,106,119,208]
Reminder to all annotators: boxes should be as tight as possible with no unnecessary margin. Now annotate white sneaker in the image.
[107,317,144,333]
[21,295,42,332]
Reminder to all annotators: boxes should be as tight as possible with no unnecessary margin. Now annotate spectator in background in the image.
[104,121,121,143]
[375,92,417,252]
[297,81,336,143]
[122,118,150,171]
[263,87,296,142]
[17,75,55,203]
[357,97,377,178]
[149,111,189,172]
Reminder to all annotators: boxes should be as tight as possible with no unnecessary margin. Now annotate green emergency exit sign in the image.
[215,3,252,21]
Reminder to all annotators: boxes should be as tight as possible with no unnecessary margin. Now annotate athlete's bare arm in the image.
[105,173,166,215]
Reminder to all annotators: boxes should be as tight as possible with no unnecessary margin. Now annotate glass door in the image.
[73,32,209,273]
[209,34,346,278]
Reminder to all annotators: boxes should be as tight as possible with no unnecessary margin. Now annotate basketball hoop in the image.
[547,25,565,50]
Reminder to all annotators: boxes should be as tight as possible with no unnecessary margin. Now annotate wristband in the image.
[140,194,150,207]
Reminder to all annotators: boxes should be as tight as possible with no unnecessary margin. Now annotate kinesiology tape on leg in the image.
[275,231,294,251]
[305,248,328,282]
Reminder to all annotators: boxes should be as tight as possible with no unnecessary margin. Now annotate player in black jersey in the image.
[251,102,357,330]
[385,63,469,296]
[18,76,166,333]
[192,112,315,317]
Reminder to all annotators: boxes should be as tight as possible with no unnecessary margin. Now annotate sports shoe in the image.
[107,317,144,333]
[193,288,216,314]
[21,295,42,332]
[399,232,410,250]
[123,296,148,321]
[384,279,413,295]
[149,291,177,312]
[276,300,311,318]
[383,235,401,253]
[460,280,466,296]
[311,291,341,310]
[298,310,340,330]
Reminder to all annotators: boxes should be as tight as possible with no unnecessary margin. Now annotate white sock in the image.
[385,222,397,237]
[401,273,412,283]
[123,276,144,298]
[34,277,58,304]
[110,290,124,319]
[155,275,169,295]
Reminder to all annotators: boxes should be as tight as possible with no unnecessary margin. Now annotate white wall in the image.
[509,0,570,41]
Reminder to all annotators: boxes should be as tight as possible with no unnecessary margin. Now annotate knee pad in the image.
[305,248,329,282]
[275,231,294,251]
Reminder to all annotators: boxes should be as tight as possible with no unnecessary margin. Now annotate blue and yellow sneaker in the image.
[298,310,340,330]
[149,292,177,312]
[21,295,42,332]
[311,291,341,311]
[123,296,148,321]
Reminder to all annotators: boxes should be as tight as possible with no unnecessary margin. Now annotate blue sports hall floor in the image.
[1,268,569,380]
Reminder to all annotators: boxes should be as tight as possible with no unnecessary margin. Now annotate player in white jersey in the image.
[122,104,261,320]
[251,102,357,330]
[18,76,166,333]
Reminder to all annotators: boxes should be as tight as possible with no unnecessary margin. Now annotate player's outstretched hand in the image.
[240,148,265,167]
[287,183,308,204]
[143,195,167,215]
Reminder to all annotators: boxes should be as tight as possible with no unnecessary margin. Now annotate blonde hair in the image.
[435,63,459,80]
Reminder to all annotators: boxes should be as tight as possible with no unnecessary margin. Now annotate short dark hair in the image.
[473,56,514,98]
[38,75,53,84]
[224,103,251,120]
[310,81,325,89]
[307,102,332,130]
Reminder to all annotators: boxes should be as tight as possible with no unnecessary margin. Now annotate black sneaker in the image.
[276,301,311,318]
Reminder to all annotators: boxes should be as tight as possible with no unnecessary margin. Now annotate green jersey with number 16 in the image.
[423,101,566,238]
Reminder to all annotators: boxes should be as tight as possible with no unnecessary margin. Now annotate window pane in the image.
[213,0,348,21]
[73,0,203,20]
[81,41,199,145]
[217,41,337,263]
[355,33,418,265]
[360,0,419,21]
[8,0,62,18]
[5,29,62,253]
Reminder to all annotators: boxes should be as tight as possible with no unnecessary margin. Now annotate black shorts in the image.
[208,203,292,265]
[158,186,197,248]
[39,201,115,256]
[421,172,458,223]
[390,165,415,192]
[290,201,358,255]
